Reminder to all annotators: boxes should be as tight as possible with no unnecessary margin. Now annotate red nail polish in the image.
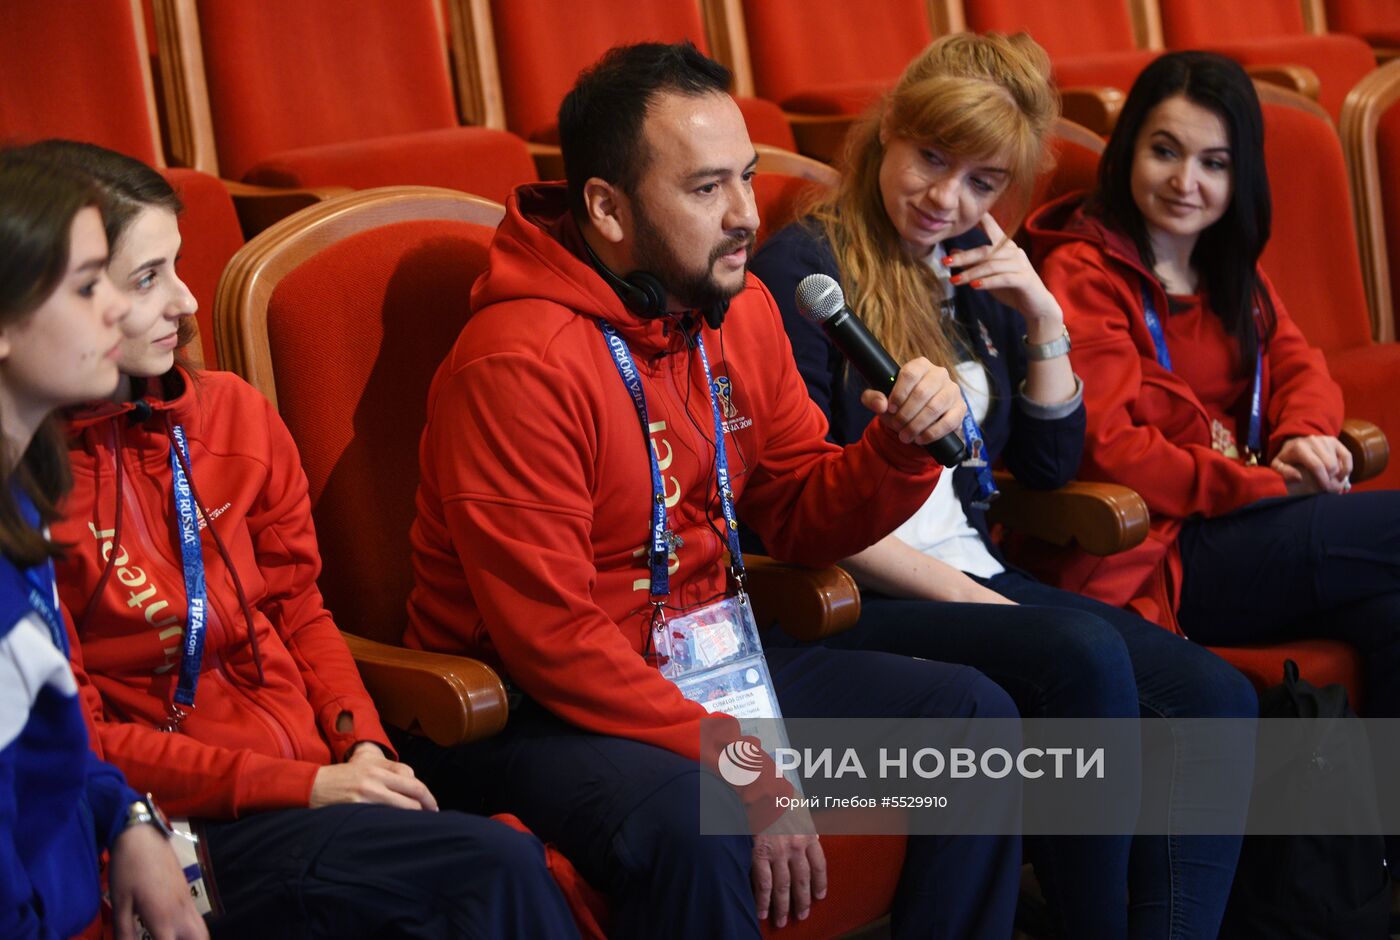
[941,256,954,266]
[971,279,983,288]
[949,274,962,284]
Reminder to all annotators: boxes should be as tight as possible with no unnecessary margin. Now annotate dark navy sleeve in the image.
[993,294,1086,490]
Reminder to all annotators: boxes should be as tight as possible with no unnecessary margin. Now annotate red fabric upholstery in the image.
[0,0,161,165]
[485,0,796,151]
[964,0,1137,58]
[243,127,537,204]
[1159,1,1374,120]
[1326,0,1400,44]
[782,81,894,117]
[1260,102,1372,352]
[759,829,906,939]
[490,0,710,142]
[741,0,932,111]
[1011,124,1104,238]
[1259,99,1400,489]
[1162,0,1309,44]
[1210,641,1363,708]
[529,97,796,152]
[753,173,826,249]
[161,168,244,367]
[195,0,459,179]
[1052,49,1160,94]
[265,219,489,636]
[1200,34,1375,120]
[737,97,798,152]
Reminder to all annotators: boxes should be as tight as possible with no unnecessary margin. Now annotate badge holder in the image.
[653,593,801,795]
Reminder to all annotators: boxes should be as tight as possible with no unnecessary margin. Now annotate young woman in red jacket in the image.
[1030,50,1400,831]
[26,141,578,939]
[1032,51,1400,685]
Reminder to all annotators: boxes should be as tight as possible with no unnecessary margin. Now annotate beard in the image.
[630,199,753,312]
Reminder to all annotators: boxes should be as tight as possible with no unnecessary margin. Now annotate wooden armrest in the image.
[1245,64,1321,101]
[1341,418,1389,483]
[222,180,351,239]
[1058,86,1125,137]
[341,632,508,747]
[987,472,1149,556]
[783,113,858,165]
[527,142,565,182]
[744,555,860,642]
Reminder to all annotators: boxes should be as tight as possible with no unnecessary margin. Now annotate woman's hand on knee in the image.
[310,746,440,811]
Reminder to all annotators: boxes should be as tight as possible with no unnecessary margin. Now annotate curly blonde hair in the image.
[807,32,1058,372]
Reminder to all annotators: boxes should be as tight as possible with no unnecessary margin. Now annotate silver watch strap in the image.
[1023,328,1071,360]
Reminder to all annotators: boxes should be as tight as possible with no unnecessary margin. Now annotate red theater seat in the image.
[461,0,794,152]
[739,0,932,115]
[1253,83,1400,492]
[156,0,538,202]
[1156,0,1375,120]
[0,0,319,366]
[1325,0,1400,51]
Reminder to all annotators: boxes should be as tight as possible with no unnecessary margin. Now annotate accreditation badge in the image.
[654,594,785,725]
[131,819,218,937]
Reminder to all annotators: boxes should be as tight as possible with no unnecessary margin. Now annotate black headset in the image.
[580,233,730,330]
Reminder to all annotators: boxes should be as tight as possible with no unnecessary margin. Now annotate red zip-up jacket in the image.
[54,368,394,818]
[406,184,942,790]
[1026,194,1344,631]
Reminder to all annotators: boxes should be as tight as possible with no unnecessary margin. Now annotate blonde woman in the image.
[751,33,1255,939]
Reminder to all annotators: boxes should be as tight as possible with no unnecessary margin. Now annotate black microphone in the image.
[795,274,967,467]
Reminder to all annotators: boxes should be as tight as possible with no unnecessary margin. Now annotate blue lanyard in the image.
[597,321,746,600]
[15,488,67,656]
[957,388,1000,511]
[168,425,208,721]
[1140,281,1263,461]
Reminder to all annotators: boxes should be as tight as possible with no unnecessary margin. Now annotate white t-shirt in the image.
[888,245,1004,578]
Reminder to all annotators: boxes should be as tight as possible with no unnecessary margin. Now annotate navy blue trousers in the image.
[200,803,578,939]
[795,569,1258,940]
[1178,490,1400,868]
[398,646,1023,940]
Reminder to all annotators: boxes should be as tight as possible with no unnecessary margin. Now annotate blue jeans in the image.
[786,568,1257,940]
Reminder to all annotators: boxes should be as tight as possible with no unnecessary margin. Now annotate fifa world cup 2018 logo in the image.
[713,376,738,419]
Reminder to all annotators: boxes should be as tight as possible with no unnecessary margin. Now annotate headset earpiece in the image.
[579,227,728,329]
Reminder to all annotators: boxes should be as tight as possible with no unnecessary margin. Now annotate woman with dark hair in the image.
[752,33,1256,940]
[0,151,206,940]
[1028,46,1400,887]
[1029,51,1400,692]
[27,141,579,938]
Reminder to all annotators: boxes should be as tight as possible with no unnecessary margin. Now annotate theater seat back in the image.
[191,0,459,180]
[1258,91,1373,353]
[215,187,504,643]
[1161,0,1308,45]
[741,0,933,109]
[963,0,1139,58]
[0,0,163,166]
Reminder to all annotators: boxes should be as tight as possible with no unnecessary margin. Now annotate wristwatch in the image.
[124,792,175,838]
[1024,327,1072,360]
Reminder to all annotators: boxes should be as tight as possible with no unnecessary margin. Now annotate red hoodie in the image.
[54,367,394,818]
[1025,193,1344,632]
[406,183,942,779]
